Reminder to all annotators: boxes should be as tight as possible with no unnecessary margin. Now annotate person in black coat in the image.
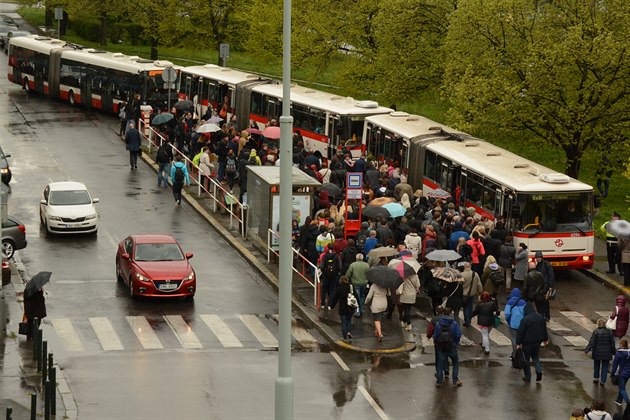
[472,291,498,355]
[24,289,46,340]
[535,250,555,321]
[330,276,359,340]
[585,318,617,385]
[124,122,142,170]
[517,302,549,382]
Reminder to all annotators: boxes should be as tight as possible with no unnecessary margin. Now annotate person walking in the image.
[170,155,190,206]
[482,262,504,301]
[329,276,359,341]
[472,291,499,355]
[596,153,613,198]
[513,243,529,286]
[399,271,421,331]
[365,282,388,342]
[345,253,369,317]
[467,231,486,276]
[505,288,527,357]
[620,237,630,286]
[535,251,554,321]
[427,306,450,380]
[24,287,46,340]
[609,295,630,347]
[118,101,127,137]
[498,235,516,290]
[156,140,173,188]
[461,262,483,327]
[523,262,545,315]
[585,318,616,385]
[319,243,341,309]
[613,338,630,406]
[434,307,463,387]
[124,122,142,170]
[517,302,549,382]
[601,212,623,275]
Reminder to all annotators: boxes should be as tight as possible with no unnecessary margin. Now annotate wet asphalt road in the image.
[1,5,626,418]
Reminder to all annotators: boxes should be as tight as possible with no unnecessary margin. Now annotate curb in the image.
[582,268,630,299]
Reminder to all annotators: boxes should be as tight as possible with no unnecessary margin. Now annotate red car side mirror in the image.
[121,253,130,260]
[185,253,193,259]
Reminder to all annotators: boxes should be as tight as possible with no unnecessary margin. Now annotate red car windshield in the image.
[134,243,184,262]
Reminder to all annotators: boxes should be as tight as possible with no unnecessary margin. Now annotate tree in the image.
[442,0,630,179]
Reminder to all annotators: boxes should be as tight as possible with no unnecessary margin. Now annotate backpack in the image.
[156,145,169,163]
[489,270,505,287]
[459,244,473,261]
[436,322,453,352]
[321,253,339,276]
[248,156,258,166]
[355,231,368,252]
[226,157,237,174]
[174,165,185,183]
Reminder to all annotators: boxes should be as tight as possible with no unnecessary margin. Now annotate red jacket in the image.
[612,295,630,338]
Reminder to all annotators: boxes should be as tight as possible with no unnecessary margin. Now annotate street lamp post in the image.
[275,0,294,417]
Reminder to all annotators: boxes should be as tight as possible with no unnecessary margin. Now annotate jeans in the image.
[463,296,474,326]
[172,182,184,203]
[505,268,513,289]
[597,179,609,198]
[618,376,630,403]
[522,343,542,380]
[355,285,368,315]
[158,163,170,187]
[320,275,336,307]
[594,359,610,383]
[129,150,139,168]
[340,314,352,339]
[401,303,413,325]
[480,326,491,352]
[436,346,459,384]
[535,297,550,320]
[217,160,226,182]
[509,328,518,354]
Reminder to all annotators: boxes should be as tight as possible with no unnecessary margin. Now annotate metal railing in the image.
[138,120,247,238]
[267,229,320,307]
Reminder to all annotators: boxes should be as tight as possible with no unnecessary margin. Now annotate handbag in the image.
[347,284,358,308]
[18,322,29,336]
[512,348,525,369]
[606,306,619,330]
[546,288,557,300]
[493,315,501,328]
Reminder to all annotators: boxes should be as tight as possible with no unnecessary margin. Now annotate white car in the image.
[40,182,100,235]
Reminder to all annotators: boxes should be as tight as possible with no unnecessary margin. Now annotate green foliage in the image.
[16,6,45,27]
[69,19,100,42]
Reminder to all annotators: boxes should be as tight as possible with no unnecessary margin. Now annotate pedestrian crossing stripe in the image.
[126,316,164,349]
[239,314,278,348]
[51,319,84,352]
[89,317,123,351]
[200,314,243,348]
[165,315,202,349]
[559,311,596,333]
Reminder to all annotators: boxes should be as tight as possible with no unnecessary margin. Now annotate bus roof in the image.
[9,35,67,54]
[366,112,467,139]
[61,48,181,74]
[252,82,392,116]
[181,64,266,85]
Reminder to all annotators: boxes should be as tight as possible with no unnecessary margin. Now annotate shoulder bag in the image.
[347,285,358,308]
[606,306,618,330]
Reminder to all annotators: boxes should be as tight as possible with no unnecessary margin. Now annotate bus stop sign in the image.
[162,67,177,83]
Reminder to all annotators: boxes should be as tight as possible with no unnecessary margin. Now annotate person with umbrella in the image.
[391,254,421,331]
[23,272,50,340]
[620,234,630,286]
[602,212,624,275]
[366,264,403,342]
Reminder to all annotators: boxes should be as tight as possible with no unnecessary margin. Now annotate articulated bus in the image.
[7,35,180,113]
[178,66,392,159]
[364,112,595,269]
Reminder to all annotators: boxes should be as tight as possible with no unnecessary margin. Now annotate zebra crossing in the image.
[420,309,613,349]
[41,314,318,353]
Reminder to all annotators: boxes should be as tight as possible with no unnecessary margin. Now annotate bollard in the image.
[44,380,51,420]
[49,366,56,415]
[39,341,47,376]
[0,287,5,343]
[30,393,36,420]
[48,353,54,373]
[6,407,12,420]
[32,317,40,360]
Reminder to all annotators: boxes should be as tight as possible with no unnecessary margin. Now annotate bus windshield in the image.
[516,192,592,231]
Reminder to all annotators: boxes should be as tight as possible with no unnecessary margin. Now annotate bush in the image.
[69,19,100,43]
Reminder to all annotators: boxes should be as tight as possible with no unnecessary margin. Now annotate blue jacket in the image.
[612,349,630,379]
[449,230,470,251]
[364,237,379,258]
[125,128,141,152]
[170,162,190,185]
[504,288,527,329]
[433,316,462,347]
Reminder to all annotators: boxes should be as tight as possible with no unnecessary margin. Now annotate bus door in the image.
[33,52,47,94]
[264,98,281,123]
[458,170,468,208]
[81,68,92,108]
[327,114,341,159]
[194,78,204,116]
[183,75,193,101]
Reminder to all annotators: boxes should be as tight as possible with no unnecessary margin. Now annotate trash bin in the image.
[2,260,10,286]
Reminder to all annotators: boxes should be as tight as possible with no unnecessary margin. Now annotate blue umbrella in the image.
[382,202,407,218]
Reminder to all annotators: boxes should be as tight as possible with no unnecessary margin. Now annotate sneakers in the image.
[593,378,599,384]
[347,332,352,339]
[536,372,542,382]
[454,380,463,387]
[522,376,531,383]
[435,382,442,388]
[405,324,412,331]
[615,399,623,407]
[400,321,406,328]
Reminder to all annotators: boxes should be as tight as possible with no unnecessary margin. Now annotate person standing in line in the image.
[613,339,630,407]
[513,243,529,287]
[198,146,214,190]
[125,122,142,170]
[24,288,46,340]
[472,291,498,355]
[345,253,369,317]
[620,236,630,286]
[329,276,359,341]
[504,288,527,358]
[461,262,483,327]
[434,307,463,387]
[585,318,616,386]
[609,295,630,347]
[365,282,388,342]
[318,243,341,310]
[156,140,173,188]
[467,231,486,276]
[601,212,623,275]
[516,302,549,383]
[170,155,190,206]
[398,271,420,331]
[523,261,545,311]
[534,251,555,321]
[498,235,516,290]
[118,101,127,137]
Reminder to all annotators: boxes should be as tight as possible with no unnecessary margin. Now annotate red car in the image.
[115,234,196,298]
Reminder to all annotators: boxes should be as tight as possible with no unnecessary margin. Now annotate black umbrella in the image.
[24,271,52,298]
[366,266,403,289]
[319,183,342,197]
[173,100,193,111]
[363,205,392,219]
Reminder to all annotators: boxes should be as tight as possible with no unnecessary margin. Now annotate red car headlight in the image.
[135,273,151,282]
[183,272,195,282]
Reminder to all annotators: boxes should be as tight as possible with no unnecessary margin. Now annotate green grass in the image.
[16,7,629,231]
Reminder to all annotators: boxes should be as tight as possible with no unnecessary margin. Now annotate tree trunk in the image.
[44,3,52,28]
[564,143,582,179]
[99,11,108,46]
[60,11,68,36]
[150,38,158,60]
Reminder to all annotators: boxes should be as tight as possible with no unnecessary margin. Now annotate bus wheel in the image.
[23,77,30,93]
[68,90,75,105]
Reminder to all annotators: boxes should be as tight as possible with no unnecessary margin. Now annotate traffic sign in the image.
[162,67,177,83]
[347,172,363,189]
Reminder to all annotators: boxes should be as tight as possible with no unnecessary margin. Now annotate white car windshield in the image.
[134,243,184,262]
[49,190,92,205]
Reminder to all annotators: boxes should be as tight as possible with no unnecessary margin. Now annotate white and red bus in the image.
[178,66,392,158]
[7,35,180,113]
[364,112,596,269]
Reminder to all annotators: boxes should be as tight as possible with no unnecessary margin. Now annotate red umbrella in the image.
[262,126,281,139]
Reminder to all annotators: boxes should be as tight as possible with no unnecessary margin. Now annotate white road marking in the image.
[239,314,278,348]
[565,336,589,347]
[89,317,123,351]
[420,334,433,349]
[200,314,243,348]
[547,319,572,332]
[330,351,350,371]
[596,311,613,319]
[271,314,318,348]
[358,386,389,420]
[459,313,512,345]
[51,319,84,352]
[164,315,202,349]
[126,316,163,349]
[560,311,596,333]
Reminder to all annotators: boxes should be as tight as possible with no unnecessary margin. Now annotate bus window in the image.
[424,151,438,182]
[482,178,498,211]
[250,91,263,117]
[466,172,483,206]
